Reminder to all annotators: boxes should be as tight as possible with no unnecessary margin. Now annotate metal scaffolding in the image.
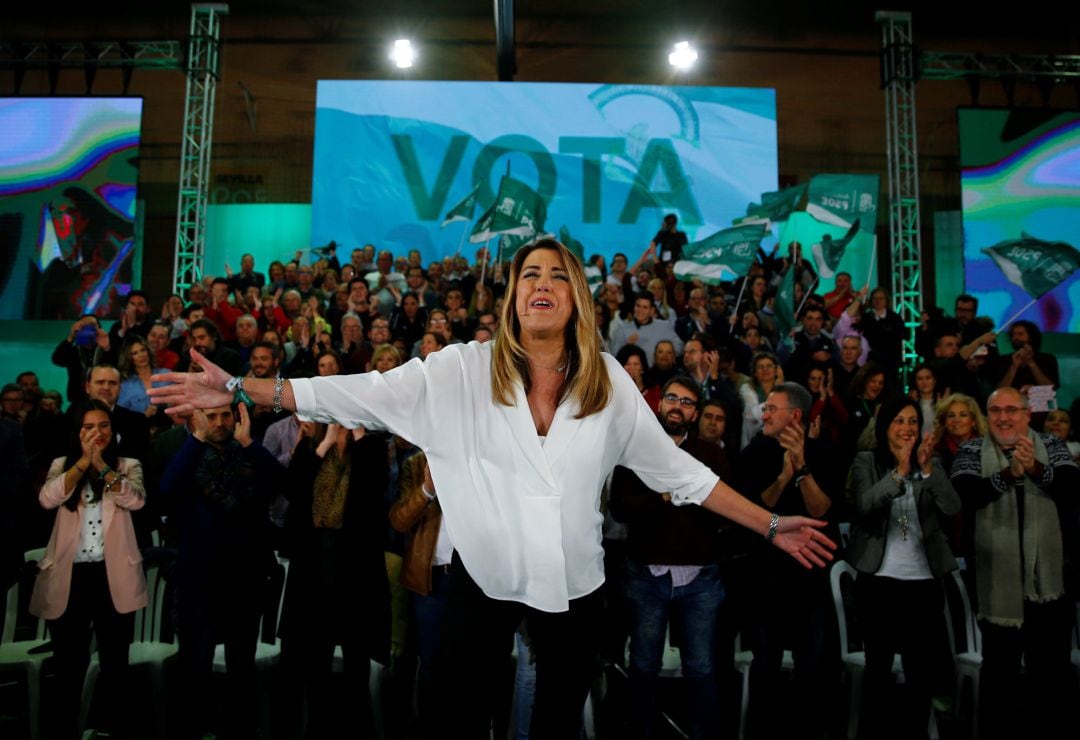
[920,52,1080,81]
[876,11,923,386]
[173,4,228,296]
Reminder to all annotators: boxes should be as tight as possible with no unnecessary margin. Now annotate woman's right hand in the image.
[147,349,234,416]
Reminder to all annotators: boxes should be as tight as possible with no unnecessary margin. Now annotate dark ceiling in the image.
[7,1,1080,47]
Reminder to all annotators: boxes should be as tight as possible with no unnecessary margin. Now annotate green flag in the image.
[739,183,807,225]
[777,211,870,281]
[672,224,765,285]
[470,176,547,243]
[773,265,798,340]
[982,234,1080,299]
[806,174,878,234]
[808,219,860,279]
[441,183,481,227]
[558,225,586,263]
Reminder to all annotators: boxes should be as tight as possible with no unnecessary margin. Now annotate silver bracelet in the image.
[272,377,286,413]
[765,513,779,542]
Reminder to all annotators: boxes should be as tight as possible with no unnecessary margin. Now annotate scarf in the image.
[975,431,1064,627]
[311,444,351,529]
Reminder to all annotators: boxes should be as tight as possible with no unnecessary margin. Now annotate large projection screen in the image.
[959,108,1080,334]
[312,81,778,265]
[0,97,143,321]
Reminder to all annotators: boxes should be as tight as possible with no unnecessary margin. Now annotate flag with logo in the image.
[441,183,481,227]
[672,224,766,285]
[737,183,807,227]
[470,176,547,243]
[805,174,879,233]
[982,234,1080,299]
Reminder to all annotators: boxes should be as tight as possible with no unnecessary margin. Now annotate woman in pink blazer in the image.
[30,400,147,739]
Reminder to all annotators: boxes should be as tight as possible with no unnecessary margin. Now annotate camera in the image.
[75,326,97,347]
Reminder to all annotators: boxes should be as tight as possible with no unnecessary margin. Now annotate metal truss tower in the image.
[876,11,923,387]
[173,4,228,296]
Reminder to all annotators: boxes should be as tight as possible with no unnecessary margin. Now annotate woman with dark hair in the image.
[389,292,427,347]
[616,344,660,410]
[844,362,889,454]
[909,363,941,437]
[846,397,960,740]
[118,335,170,417]
[30,400,147,739]
[151,238,834,738]
[316,349,343,377]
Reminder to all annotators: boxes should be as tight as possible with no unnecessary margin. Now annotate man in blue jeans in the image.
[610,375,732,740]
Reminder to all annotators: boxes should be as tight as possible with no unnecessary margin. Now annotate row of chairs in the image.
[5,552,1079,740]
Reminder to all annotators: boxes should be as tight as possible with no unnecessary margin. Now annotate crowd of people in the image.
[1,228,1078,740]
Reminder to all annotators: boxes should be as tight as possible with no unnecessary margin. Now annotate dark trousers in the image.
[433,553,604,740]
[47,561,135,740]
[624,560,724,740]
[746,574,835,740]
[280,635,374,740]
[978,597,1075,740]
[856,575,943,740]
[411,565,451,737]
[177,578,261,740]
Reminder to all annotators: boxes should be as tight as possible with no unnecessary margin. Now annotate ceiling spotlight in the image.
[390,39,415,69]
[668,41,698,71]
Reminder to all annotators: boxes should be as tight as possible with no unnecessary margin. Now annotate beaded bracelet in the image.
[226,376,255,407]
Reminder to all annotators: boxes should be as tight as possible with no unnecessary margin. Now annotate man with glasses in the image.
[610,376,731,740]
[737,382,837,740]
[341,313,391,374]
[951,387,1079,740]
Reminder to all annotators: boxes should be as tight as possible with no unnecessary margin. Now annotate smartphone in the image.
[75,326,97,347]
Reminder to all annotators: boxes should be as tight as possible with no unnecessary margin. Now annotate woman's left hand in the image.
[916,432,934,475]
[772,516,836,569]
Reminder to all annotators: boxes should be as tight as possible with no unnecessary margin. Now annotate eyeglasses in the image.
[662,393,697,408]
[429,318,448,324]
[760,404,793,414]
[988,406,1026,416]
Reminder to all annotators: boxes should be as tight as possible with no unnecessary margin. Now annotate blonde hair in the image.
[371,342,402,371]
[933,392,988,439]
[492,238,611,418]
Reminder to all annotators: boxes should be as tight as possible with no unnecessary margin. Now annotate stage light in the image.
[668,41,698,71]
[390,39,415,69]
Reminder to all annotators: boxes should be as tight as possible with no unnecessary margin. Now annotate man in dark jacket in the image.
[160,403,283,740]
[611,376,731,740]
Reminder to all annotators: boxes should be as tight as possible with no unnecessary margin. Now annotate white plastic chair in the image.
[0,548,51,740]
[733,632,753,740]
[943,569,981,739]
[829,560,906,740]
[213,556,288,738]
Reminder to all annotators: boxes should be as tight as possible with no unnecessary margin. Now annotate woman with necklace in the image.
[150,238,835,739]
[846,397,960,740]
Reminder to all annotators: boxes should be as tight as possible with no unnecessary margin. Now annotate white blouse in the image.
[291,341,719,612]
[74,486,105,564]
